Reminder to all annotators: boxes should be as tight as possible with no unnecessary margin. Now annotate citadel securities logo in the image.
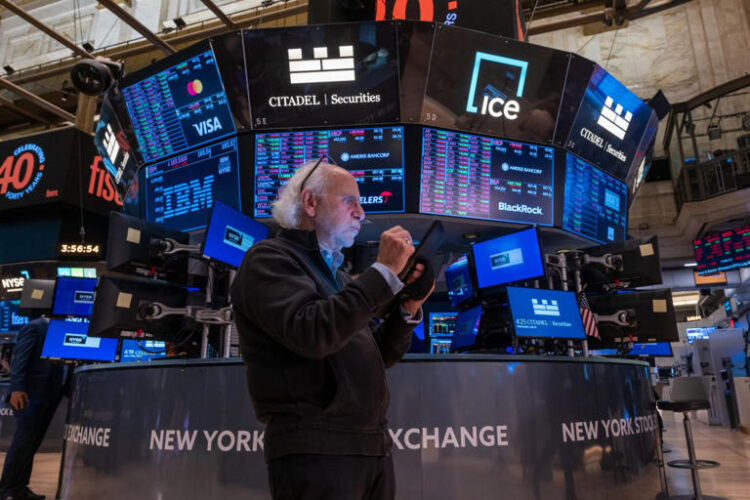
[0,143,46,201]
[267,44,382,109]
[597,96,632,140]
[465,52,527,120]
[531,298,560,317]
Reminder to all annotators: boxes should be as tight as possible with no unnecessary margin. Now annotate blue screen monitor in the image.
[41,319,118,362]
[451,305,482,350]
[507,286,586,339]
[202,201,269,268]
[52,277,97,317]
[686,327,714,343]
[143,137,242,232]
[445,254,474,307]
[590,348,618,356]
[427,312,457,338]
[120,339,166,362]
[254,126,406,217]
[121,46,236,163]
[628,342,673,357]
[0,300,28,333]
[562,153,628,244]
[471,227,544,291]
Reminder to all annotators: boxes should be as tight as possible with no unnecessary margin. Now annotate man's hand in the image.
[401,263,436,316]
[9,391,28,411]
[376,225,415,276]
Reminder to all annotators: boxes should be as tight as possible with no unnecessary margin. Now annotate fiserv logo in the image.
[465,52,528,120]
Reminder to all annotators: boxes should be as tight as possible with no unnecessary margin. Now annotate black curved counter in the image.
[59,355,661,499]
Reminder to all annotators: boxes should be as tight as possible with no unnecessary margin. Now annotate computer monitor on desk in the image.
[427,312,456,354]
[41,319,118,362]
[451,305,482,351]
[506,287,586,340]
[52,277,97,317]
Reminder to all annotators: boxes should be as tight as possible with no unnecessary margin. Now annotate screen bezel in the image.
[470,226,546,294]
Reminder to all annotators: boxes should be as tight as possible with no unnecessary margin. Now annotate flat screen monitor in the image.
[507,286,586,339]
[106,212,188,283]
[562,153,628,244]
[244,22,400,129]
[120,43,236,163]
[427,312,457,338]
[0,300,28,333]
[451,305,482,350]
[693,270,726,286]
[445,254,474,308]
[590,348,618,356]
[693,225,750,275]
[94,94,140,197]
[89,275,188,340]
[41,319,118,362]
[57,267,97,278]
[422,25,569,142]
[120,339,166,362]
[686,327,714,343]
[588,290,678,343]
[420,128,554,225]
[19,279,56,316]
[564,64,657,180]
[202,201,269,268]
[580,236,662,290]
[52,277,97,317]
[628,342,673,357]
[254,126,405,217]
[143,137,242,232]
[471,227,545,291]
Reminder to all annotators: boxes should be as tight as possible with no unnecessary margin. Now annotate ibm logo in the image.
[531,299,560,317]
[287,46,355,85]
[597,96,632,140]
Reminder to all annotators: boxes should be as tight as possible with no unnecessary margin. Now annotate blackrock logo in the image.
[465,52,528,120]
[497,202,542,215]
[288,45,355,84]
[532,298,560,317]
[597,96,632,140]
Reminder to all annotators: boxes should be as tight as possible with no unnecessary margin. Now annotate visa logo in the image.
[192,117,223,137]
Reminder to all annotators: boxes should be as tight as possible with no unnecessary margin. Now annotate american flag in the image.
[577,291,600,339]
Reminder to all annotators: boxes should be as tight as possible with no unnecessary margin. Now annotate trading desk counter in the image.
[59,355,662,499]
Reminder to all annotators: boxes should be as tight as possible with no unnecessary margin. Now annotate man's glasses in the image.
[299,155,336,191]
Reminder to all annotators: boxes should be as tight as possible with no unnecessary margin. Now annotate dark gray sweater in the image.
[231,228,414,461]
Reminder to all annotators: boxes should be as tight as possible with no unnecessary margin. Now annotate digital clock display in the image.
[58,244,101,256]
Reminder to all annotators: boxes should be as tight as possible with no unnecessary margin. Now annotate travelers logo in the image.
[465,52,527,120]
[288,45,355,85]
[597,96,632,140]
[532,298,560,317]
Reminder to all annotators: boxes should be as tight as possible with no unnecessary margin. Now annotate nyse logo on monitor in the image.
[531,299,560,317]
[73,291,95,304]
[597,96,632,140]
[223,226,254,252]
[288,46,355,85]
[465,52,527,120]
[490,248,524,270]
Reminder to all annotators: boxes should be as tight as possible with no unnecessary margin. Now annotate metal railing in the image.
[674,147,750,210]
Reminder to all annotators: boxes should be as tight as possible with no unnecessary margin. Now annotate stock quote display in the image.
[420,128,553,225]
[693,225,750,275]
[254,126,405,217]
[122,48,235,163]
[144,138,242,232]
[562,153,628,244]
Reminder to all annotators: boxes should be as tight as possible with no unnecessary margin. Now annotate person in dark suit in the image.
[0,318,67,500]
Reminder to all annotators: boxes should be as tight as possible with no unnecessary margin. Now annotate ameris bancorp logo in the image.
[465,52,528,120]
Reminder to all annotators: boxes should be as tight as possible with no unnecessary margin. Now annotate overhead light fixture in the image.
[3,65,14,75]
[707,123,722,140]
[173,17,186,29]
[82,42,95,52]
[684,262,698,267]
[161,19,176,32]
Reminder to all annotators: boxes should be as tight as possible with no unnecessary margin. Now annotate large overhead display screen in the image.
[121,47,236,163]
[254,126,405,217]
[244,22,400,129]
[422,25,568,143]
[420,128,554,225]
[94,94,140,196]
[693,225,750,275]
[143,137,242,232]
[564,65,655,180]
[562,153,628,244]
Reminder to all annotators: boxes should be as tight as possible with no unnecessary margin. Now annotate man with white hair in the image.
[231,158,434,499]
